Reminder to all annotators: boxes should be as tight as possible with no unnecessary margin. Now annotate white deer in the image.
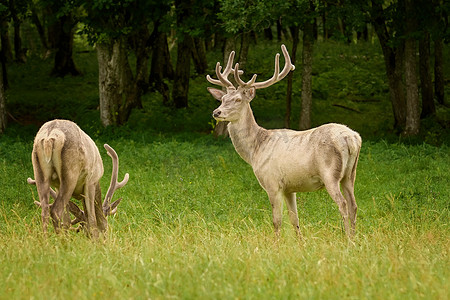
[27,119,129,238]
[207,45,362,238]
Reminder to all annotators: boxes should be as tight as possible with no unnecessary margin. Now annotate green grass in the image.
[1,40,449,299]
[0,132,449,299]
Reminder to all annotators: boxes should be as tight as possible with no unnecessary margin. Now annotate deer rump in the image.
[30,119,128,237]
[33,121,104,201]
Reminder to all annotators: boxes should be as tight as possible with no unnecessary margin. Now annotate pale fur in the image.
[207,47,362,238]
[29,119,128,238]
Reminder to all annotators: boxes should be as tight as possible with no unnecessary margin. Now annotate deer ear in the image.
[247,87,256,101]
[207,87,226,101]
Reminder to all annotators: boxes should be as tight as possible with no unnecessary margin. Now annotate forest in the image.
[0,0,448,138]
[0,0,449,299]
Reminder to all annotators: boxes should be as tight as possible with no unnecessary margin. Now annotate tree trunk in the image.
[403,0,420,136]
[0,30,9,89]
[238,32,251,70]
[264,27,273,40]
[30,6,50,56]
[192,37,208,75]
[173,34,192,108]
[371,0,406,131]
[9,0,26,63]
[0,55,6,133]
[285,26,299,128]
[97,39,125,127]
[276,20,283,41]
[51,14,80,77]
[149,28,172,106]
[434,37,445,105]
[1,20,13,63]
[173,0,192,109]
[299,20,313,130]
[419,32,435,118]
[322,10,329,40]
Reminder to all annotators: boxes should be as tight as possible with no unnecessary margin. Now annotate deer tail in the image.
[43,138,54,163]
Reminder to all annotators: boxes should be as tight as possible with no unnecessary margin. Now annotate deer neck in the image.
[227,103,265,165]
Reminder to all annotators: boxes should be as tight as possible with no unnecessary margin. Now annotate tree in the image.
[0,45,5,133]
[38,0,81,77]
[0,2,8,133]
[432,0,448,106]
[148,21,173,106]
[299,6,314,130]
[276,0,316,129]
[173,0,193,109]
[83,0,168,126]
[8,0,27,63]
[369,0,407,132]
[284,25,298,128]
[419,31,435,118]
[403,0,420,136]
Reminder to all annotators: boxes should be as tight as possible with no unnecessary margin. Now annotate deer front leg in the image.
[267,190,284,239]
[94,183,108,234]
[84,183,99,239]
[284,192,302,239]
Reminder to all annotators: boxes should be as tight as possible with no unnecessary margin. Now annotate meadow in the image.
[0,41,449,299]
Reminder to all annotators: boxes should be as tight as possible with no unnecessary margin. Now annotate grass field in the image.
[0,133,448,299]
[0,41,449,299]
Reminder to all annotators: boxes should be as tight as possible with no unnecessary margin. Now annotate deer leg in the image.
[342,178,357,237]
[267,190,284,238]
[84,183,99,239]
[284,192,302,239]
[35,179,51,233]
[324,180,350,237]
[51,179,77,233]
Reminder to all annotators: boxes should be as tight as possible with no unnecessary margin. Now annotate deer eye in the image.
[235,98,242,103]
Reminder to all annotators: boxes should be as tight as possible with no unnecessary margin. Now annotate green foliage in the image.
[218,0,276,33]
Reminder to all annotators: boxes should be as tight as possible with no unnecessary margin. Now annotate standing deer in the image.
[207,45,362,238]
[28,119,129,238]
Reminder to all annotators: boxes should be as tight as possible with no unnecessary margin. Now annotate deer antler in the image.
[27,177,86,226]
[102,144,129,216]
[234,44,295,89]
[206,51,244,90]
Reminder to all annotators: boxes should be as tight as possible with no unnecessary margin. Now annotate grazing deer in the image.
[207,45,362,238]
[28,119,129,238]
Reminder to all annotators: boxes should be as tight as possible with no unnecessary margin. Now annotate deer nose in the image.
[213,110,221,118]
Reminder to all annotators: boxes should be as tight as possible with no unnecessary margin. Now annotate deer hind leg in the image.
[35,179,51,233]
[341,177,357,237]
[324,179,351,237]
[32,153,52,233]
[284,192,302,239]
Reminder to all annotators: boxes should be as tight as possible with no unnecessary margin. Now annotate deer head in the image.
[207,44,295,122]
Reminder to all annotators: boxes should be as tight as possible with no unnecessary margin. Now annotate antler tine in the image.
[28,177,86,226]
[253,44,295,89]
[102,144,129,216]
[27,177,57,199]
[206,51,237,89]
[234,63,258,87]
